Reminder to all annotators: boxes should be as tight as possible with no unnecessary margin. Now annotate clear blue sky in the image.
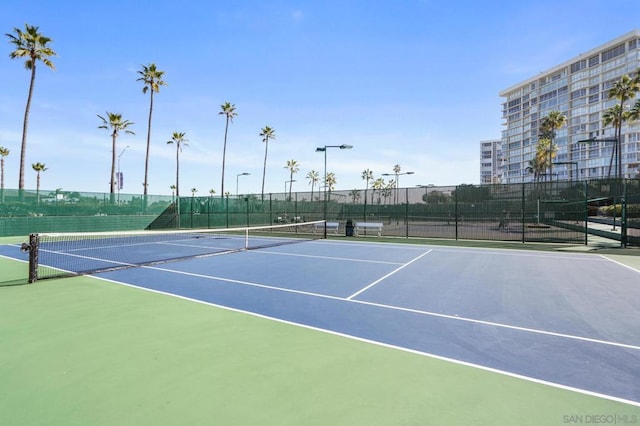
[1,0,639,196]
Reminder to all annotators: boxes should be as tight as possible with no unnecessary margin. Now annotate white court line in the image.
[346,249,433,299]
[93,273,640,408]
[141,262,640,352]
[255,249,404,265]
[599,254,640,274]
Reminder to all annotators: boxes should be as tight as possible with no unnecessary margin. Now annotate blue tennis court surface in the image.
[2,239,639,405]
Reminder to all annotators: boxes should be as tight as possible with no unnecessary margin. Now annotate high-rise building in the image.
[480,139,503,184]
[499,30,640,183]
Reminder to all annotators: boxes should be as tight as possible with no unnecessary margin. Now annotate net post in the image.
[28,233,39,283]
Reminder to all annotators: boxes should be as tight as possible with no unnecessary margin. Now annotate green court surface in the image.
[1,246,639,425]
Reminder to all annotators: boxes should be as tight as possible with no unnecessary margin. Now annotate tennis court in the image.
[1,228,639,425]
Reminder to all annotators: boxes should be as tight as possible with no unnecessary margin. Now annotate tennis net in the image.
[23,220,325,282]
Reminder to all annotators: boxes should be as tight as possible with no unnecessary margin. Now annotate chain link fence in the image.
[2,180,639,246]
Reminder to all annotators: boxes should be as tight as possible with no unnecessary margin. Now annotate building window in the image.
[601,43,625,62]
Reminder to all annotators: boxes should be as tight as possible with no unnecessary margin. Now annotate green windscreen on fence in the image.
[2,180,639,246]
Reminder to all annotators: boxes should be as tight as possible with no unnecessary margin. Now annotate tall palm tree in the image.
[167,132,188,198]
[349,189,361,203]
[284,159,299,199]
[218,102,237,197]
[392,164,402,203]
[306,170,319,201]
[603,104,628,178]
[98,113,135,203]
[0,146,9,202]
[361,168,373,206]
[31,162,47,203]
[607,73,640,178]
[6,24,56,198]
[259,126,275,200]
[137,63,167,198]
[539,110,566,181]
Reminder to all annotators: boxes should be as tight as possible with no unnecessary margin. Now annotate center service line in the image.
[346,249,433,300]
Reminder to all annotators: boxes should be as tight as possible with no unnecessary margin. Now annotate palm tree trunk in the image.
[19,65,37,198]
[176,147,180,198]
[110,133,117,203]
[144,91,154,196]
[261,139,269,200]
[221,118,229,196]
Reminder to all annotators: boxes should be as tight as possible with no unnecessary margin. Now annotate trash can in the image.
[345,219,354,237]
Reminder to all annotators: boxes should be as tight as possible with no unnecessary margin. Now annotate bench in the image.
[354,222,383,237]
[313,222,339,235]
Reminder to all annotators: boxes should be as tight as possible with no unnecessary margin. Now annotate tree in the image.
[137,63,167,198]
[98,113,135,202]
[0,146,8,202]
[603,104,629,178]
[218,102,237,197]
[539,110,566,181]
[306,170,319,201]
[526,155,546,182]
[166,132,188,198]
[606,72,640,178]
[325,172,336,200]
[452,184,491,202]
[361,168,373,203]
[6,24,56,198]
[284,159,299,199]
[392,164,401,203]
[533,138,556,181]
[349,189,361,203]
[372,177,385,204]
[259,126,275,200]
[191,188,198,197]
[31,162,47,203]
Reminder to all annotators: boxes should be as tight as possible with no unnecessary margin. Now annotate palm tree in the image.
[259,126,275,200]
[31,162,47,203]
[137,63,167,199]
[170,184,176,201]
[534,138,556,181]
[306,170,319,201]
[539,110,566,181]
[372,177,385,204]
[603,104,629,178]
[607,73,640,178]
[325,172,336,200]
[98,113,135,203]
[0,146,8,202]
[284,159,299,199]
[6,24,56,198]
[349,189,361,203]
[191,188,198,197]
[526,156,546,182]
[166,132,188,198]
[392,164,401,203]
[218,102,237,197]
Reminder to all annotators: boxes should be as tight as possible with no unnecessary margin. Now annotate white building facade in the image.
[480,139,503,184]
[499,30,640,183]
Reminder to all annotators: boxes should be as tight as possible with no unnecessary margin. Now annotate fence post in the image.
[622,179,628,248]
[454,186,458,240]
[584,180,588,246]
[405,188,409,238]
[521,183,525,243]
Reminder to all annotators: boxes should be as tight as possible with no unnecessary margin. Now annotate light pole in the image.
[382,171,414,204]
[117,145,130,202]
[315,144,353,238]
[236,172,250,197]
